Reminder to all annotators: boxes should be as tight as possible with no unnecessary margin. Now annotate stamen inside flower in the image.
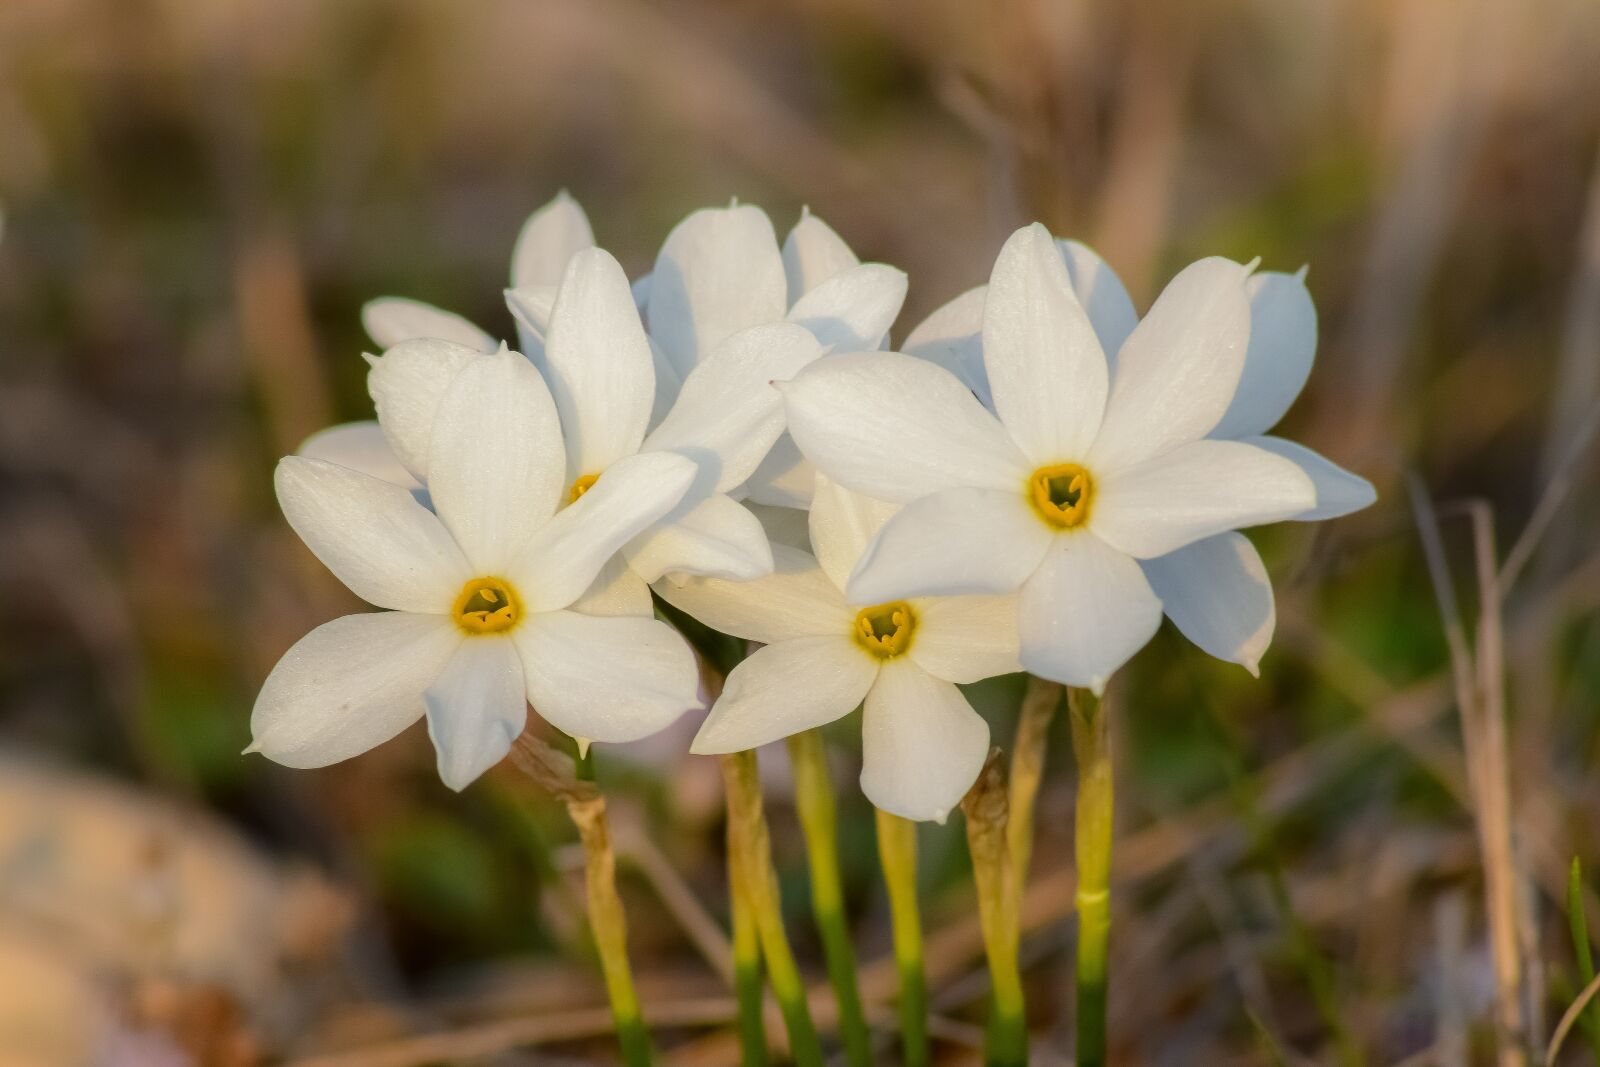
[1028,463,1094,529]
[567,473,600,505]
[853,600,916,659]
[452,577,522,635]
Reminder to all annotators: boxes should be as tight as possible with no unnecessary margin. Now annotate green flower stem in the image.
[721,751,824,1067]
[510,736,653,1067]
[729,834,768,1066]
[787,731,874,1067]
[1068,688,1113,1067]
[1008,676,1063,901]
[568,791,654,1066]
[962,750,1029,1067]
[875,808,930,1067]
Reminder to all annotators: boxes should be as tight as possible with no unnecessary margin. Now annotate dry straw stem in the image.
[1408,480,1527,1066]
[1007,675,1062,903]
[960,748,1027,1067]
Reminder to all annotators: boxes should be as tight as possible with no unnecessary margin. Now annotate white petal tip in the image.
[689,732,725,756]
[241,741,263,756]
[575,737,592,759]
[1294,263,1310,282]
[932,809,949,826]
[1089,677,1108,697]
[1242,659,1262,679]
[1242,256,1262,275]
[360,351,379,368]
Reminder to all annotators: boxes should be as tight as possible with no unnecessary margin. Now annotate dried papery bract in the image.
[508,733,653,1067]
[1007,675,1062,904]
[961,748,1027,1067]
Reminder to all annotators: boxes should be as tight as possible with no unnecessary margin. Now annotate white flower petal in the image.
[632,273,653,313]
[1246,435,1377,521]
[1090,438,1316,558]
[982,223,1109,464]
[786,263,907,353]
[648,337,682,430]
[847,487,1051,603]
[543,248,656,478]
[298,421,422,493]
[860,661,989,823]
[424,635,527,790]
[644,322,825,492]
[808,472,898,591]
[1057,239,1138,364]
[361,298,496,353]
[782,209,860,304]
[691,636,877,753]
[511,190,595,289]
[508,451,697,611]
[1141,533,1274,675]
[908,595,1022,683]
[275,457,470,612]
[746,502,812,552]
[782,352,1031,502]
[648,204,788,377]
[741,435,816,508]
[901,285,991,406]
[427,350,567,571]
[367,337,483,480]
[1019,533,1162,691]
[1088,257,1254,471]
[250,611,460,767]
[624,493,774,582]
[655,543,850,645]
[568,555,655,618]
[1210,271,1317,439]
[514,611,701,744]
[505,283,557,363]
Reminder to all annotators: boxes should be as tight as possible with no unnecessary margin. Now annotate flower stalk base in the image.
[876,808,930,1067]
[1068,688,1113,1067]
[788,730,874,1067]
[510,735,653,1067]
[721,750,825,1067]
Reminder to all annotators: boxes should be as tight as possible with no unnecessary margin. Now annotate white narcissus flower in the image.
[659,475,1020,823]
[510,202,908,508]
[337,197,905,539]
[365,247,827,619]
[782,223,1333,692]
[250,350,705,790]
[899,236,1375,675]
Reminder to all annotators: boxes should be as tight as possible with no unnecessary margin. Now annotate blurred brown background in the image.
[3,0,1600,1063]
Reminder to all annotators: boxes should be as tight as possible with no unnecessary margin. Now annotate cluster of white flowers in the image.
[250,194,1373,822]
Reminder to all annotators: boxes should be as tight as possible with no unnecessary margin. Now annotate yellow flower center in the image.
[1028,463,1094,529]
[452,577,522,635]
[567,473,600,505]
[853,600,917,659]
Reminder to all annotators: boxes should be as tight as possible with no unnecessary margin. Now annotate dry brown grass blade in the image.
[1409,478,1528,1066]
[282,997,739,1067]
[1546,970,1600,1067]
